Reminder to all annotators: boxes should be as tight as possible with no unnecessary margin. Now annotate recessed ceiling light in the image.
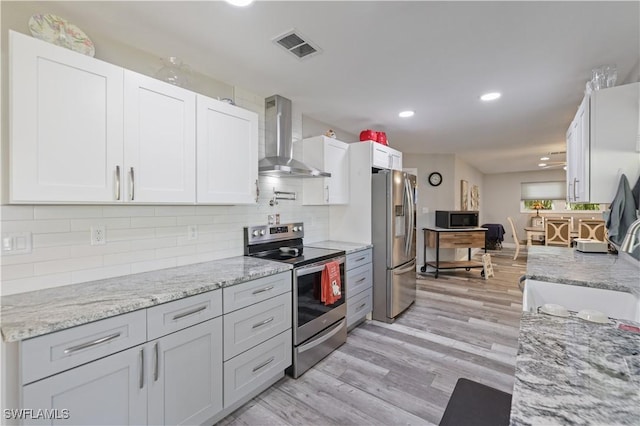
[538,163,547,167]
[225,0,254,6]
[540,156,550,161]
[480,92,501,101]
[399,110,415,118]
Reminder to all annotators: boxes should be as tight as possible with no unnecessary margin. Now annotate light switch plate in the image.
[1,232,32,255]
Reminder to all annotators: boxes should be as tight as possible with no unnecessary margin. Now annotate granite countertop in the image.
[526,246,640,296]
[510,312,640,425]
[306,240,372,254]
[0,256,291,343]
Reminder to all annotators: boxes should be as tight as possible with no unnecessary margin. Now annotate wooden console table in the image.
[421,227,488,278]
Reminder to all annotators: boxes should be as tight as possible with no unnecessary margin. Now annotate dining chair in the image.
[545,218,572,247]
[578,219,606,241]
[506,216,525,260]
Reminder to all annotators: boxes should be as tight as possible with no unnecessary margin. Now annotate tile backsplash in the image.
[0,89,330,296]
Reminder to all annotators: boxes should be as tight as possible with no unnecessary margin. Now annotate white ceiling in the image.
[18,1,640,174]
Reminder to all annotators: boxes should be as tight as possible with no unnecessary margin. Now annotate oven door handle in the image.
[295,257,345,277]
[297,318,346,353]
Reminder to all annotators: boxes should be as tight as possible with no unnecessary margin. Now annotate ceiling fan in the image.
[538,151,566,169]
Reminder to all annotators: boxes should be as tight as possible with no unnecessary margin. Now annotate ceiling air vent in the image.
[273,29,321,60]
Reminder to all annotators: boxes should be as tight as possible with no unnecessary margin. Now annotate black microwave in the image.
[435,211,479,229]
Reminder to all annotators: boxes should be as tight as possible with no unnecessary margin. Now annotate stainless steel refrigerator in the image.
[371,169,417,323]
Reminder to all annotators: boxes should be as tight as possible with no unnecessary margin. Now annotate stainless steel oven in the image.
[291,256,346,378]
[244,223,347,378]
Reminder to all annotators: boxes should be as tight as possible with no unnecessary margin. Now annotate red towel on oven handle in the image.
[321,261,341,306]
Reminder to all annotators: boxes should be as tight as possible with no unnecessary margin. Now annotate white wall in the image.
[403,153,482,266]
[483,169,566,244]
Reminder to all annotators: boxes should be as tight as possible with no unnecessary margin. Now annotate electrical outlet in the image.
[1,232,32,255]
[187,225,198,240]
[90,225,106,246]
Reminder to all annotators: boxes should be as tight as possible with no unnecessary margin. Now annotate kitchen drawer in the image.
[347,288,372,329]
[223,292,292,361]
[21,309,146,385]
[346,263,372,297]
[147,290,222,340]
[428,231,485,248]
[346,249,372,270]
[223,272,291,313]
[223,330,291,408]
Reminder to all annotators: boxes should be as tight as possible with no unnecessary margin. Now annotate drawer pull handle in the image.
[154,342,160,382]
[172,305,207,321]
[139,348,144,389]
[355,277,367,283]
[356,303,367,312]
[252,356,275,373]
[355,256,366,262]
[252,286,274,295]
[63,332,122,354]
[252,316,274,329]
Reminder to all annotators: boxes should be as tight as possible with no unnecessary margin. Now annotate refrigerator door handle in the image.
[404,176,414,257]
[393,258,417,275]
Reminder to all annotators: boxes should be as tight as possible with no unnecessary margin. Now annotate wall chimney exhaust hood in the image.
[259,95,330,178]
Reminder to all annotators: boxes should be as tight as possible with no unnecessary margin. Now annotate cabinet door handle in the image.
[356,302,367,312]
[355,277,367,283]
[115,166,121,200]
[129,167,135,201]
[573,177,578,201]
[139,348,145,389]
[153,342,159,382]
[255,179,260,203]
[252,285,274,295]
[354,256,366,262]
[252,316,274,329]
[252,356,275,373]
[63,332,121,354]
[172,305,207,321]
[325,185,330,203]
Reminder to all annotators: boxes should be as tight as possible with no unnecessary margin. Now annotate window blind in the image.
[521,181,566,200]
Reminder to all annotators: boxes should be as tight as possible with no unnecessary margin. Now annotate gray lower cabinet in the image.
[219,272,292,415]
[22,344,147,425]
[18,273,292,425]
[345,248,373,330]
[22,318,223,426]
[147,318,223,426]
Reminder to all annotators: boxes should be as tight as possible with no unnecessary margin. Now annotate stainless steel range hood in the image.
[259,95,330,178]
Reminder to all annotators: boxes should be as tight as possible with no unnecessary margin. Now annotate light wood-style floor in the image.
[217,248,527,426]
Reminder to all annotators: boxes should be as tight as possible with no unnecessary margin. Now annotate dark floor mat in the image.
[439,378,512,426]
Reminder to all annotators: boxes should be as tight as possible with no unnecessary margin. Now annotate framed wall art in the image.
[460,180,468,210]
[471,184,479,210]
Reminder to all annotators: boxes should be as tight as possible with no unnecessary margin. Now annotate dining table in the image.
[524,226,579,246]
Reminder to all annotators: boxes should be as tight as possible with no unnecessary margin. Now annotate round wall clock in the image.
[428,172,442,187]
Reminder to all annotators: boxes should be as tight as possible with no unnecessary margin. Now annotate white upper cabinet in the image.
[124,70,196,203]
[370,142,403,170]
[566,97,589,202]
[196,95,259,204]
[10,30,124,203]
[566,83,640,203]
[9,31,260,205]
[301,136,350,205]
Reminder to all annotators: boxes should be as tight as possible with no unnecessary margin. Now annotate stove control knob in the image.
[252,230,260,237]
[292,226,299,232]
[298,226,303,232]
[260,230,266,236]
